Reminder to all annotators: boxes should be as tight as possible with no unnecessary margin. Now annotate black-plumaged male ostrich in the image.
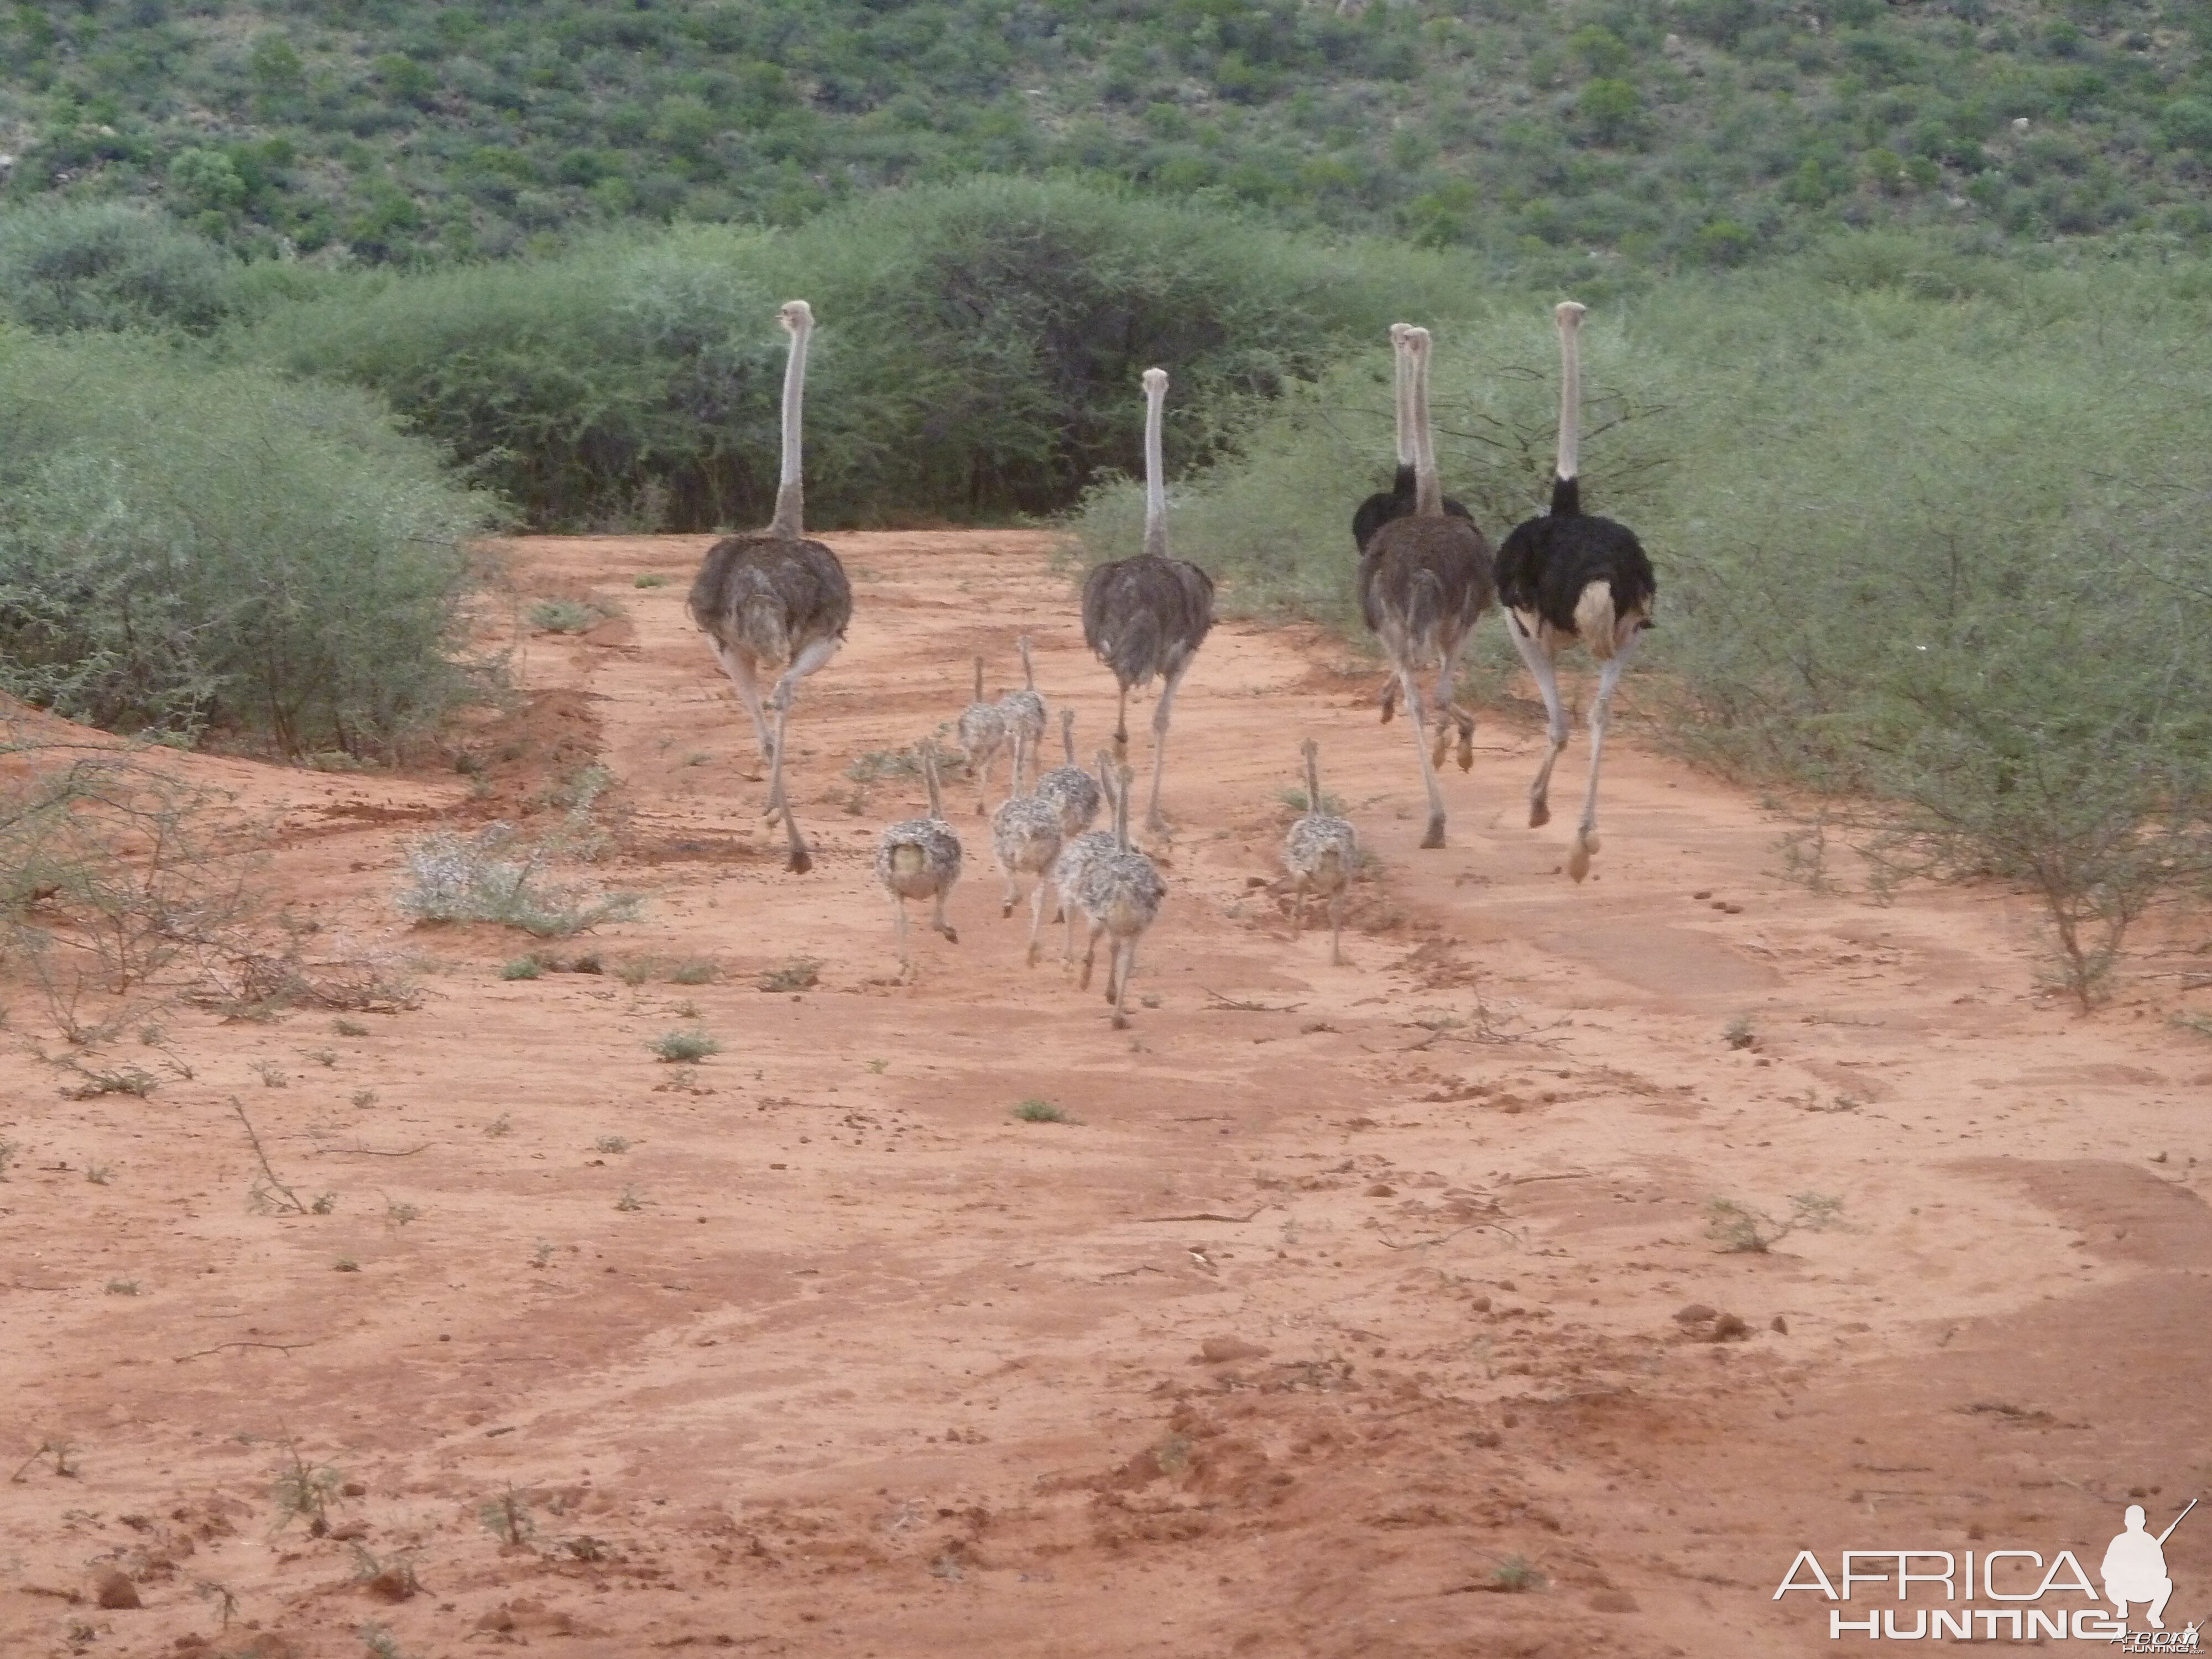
[1351,322,1476,554]
[1357,326,1494,849]
[687,300,853,875]
[1081,367,1215,834]
[1494,301,1657,884]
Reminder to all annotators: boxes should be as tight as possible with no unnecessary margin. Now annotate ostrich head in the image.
[779,299,814,336]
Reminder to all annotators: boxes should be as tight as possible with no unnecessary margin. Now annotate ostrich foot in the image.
[1529,800,1551,830]
[1567,835,1593,883]
[1420,815,1446,851]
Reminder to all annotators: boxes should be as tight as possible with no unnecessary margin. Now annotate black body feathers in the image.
[1494,481,1655,643]
[687,532,852,665]
[1352,463,1477,554]
[1081,554,1215,691]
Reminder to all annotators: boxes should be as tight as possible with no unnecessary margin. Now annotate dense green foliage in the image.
[0,333,497,755]
[1072,238,2212,997]
[237,180,1479,526]
[6,0,2212,269]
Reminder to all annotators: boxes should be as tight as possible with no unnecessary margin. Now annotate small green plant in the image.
[384,1197,419,1227]
[1490,1554,1545,1592]
[360,1618,409,1657]
[479,1484,536,1545]
[2172,1012,2212,1041]
[333,1018,371,1037]
[12,1438,77,1479]
[594,1135,629,1154]
[1705,1192,1844,1254]
[335,1256,359,1271]
[351,1088,377,1108]
[500,956,542,980]
[757,957,820,993]
[56,1060,159,1099]
[633,572,670,588]
[529,1239,554,1268]
[0,1138,15,1178]
[85,1163,114,1185]
[528,597,604,633]
[257,1061,289,1088]
[649,1029,719,1063]
[1723,1014,1756,1050]
[1276,785,1345,816]
[484,1113,513,1138]
[844,750,921,784]
[306,1047,338,1067]
[311,1191,338,1214]
[138,1023,165,1045]
[614,1184,644,1212]
[1013,1098,1070,1124]
[866,1058,889,1074]
[614,955,657,985]
[270,1439,346,1533]
[104,1278,138,1295]
[669,957,716,984]
[397,823,641,938]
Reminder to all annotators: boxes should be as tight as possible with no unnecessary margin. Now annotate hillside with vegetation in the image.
[4,0,2212,268]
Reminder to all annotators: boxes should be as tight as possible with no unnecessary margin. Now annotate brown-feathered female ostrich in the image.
[874,740,963,979]
[1035,707,1103,841]
[687,300,851,874]
[1352,322,1475,554]
[1050,751,1120,966]
[1074,759,1166,1029]
[1357,327,1494,849]
[997,636,1047,794]
[1081,368,1215,834]
[1284,738,1358,966]
[990,730,1065,967]
[1494,302,1657,883]
[957,656,1008,816]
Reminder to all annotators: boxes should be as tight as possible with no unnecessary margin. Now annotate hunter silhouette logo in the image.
[2106,1501,2193,1631]
[1775,1498,2199,1644]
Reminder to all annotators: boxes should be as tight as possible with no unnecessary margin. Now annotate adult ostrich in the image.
[1494,301,1657,884]
[1352,322,1475,554]
[1357,327,1493,849]
[1081,367,1215,834]
[687,300,852,874]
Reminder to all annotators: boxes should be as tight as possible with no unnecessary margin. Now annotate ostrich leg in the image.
[1507,617,1571,830]
[1569,636,1641,883]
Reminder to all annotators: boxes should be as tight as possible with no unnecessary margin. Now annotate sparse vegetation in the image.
[528,598,610,634]
[757,958,820,994]
[480,1485,536,1546]
[84,1163,114,1185]
[1013,1098,1070,1124]
[669,958,717,985]
[594,1135,630,1154]
[1723,1015,1756,1051]
[1706,1193,1845,1255]
[484,1113,513,1138]
[269,1439,345,1533]
[397,823,642,938]
[351,1089,378,1109]
[1491,1555,1546,1593]
[333,1019,370,1037]
[648,1029,719,1063]
[103,1277,137,1295]
[614,1184,645,1212]
[500,956,542,981]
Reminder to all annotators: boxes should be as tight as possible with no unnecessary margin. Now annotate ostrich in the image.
[1283,738,1358,966]
[990,730,1065,967]
[1357,326,1494,849]
[1081,368,1215,834]
[687,299,851,874]
[1495,301,1657,883]
[997,636,1047,794]
[1051,750,1121,966]
[874,740,963,978]
[1352,322,1475,554]
[956,656,1008,816]
[1035,707,1103,841]
[1074,760,1166,1029]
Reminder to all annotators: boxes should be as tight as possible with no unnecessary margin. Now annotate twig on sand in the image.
[1204,989,1305,1013]
[1136,1207,1267,1223]
[174,1340,316,1364]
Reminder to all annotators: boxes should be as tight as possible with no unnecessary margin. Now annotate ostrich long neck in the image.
[1305,747,1322,814]
[1392,327,1414,471]
[769,310,812,538]
[1061,708,1076,765]
[1411,331,1442,517]
[1554,306,1583,484]
[922,747,943,819]
[1114,763,1132,850]
[1142,373,1169,560]
[972,657,984,702]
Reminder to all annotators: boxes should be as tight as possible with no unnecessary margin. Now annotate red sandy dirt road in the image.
[3,531,2209,1658]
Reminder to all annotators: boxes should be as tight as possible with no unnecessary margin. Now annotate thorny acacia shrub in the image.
[397,823,641,938]
[0,333,497,756]
[0,731,259,995]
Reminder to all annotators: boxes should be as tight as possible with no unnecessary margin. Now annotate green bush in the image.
[0,201,243,335]
[0,335,497,754]
[246,179,1482,528]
